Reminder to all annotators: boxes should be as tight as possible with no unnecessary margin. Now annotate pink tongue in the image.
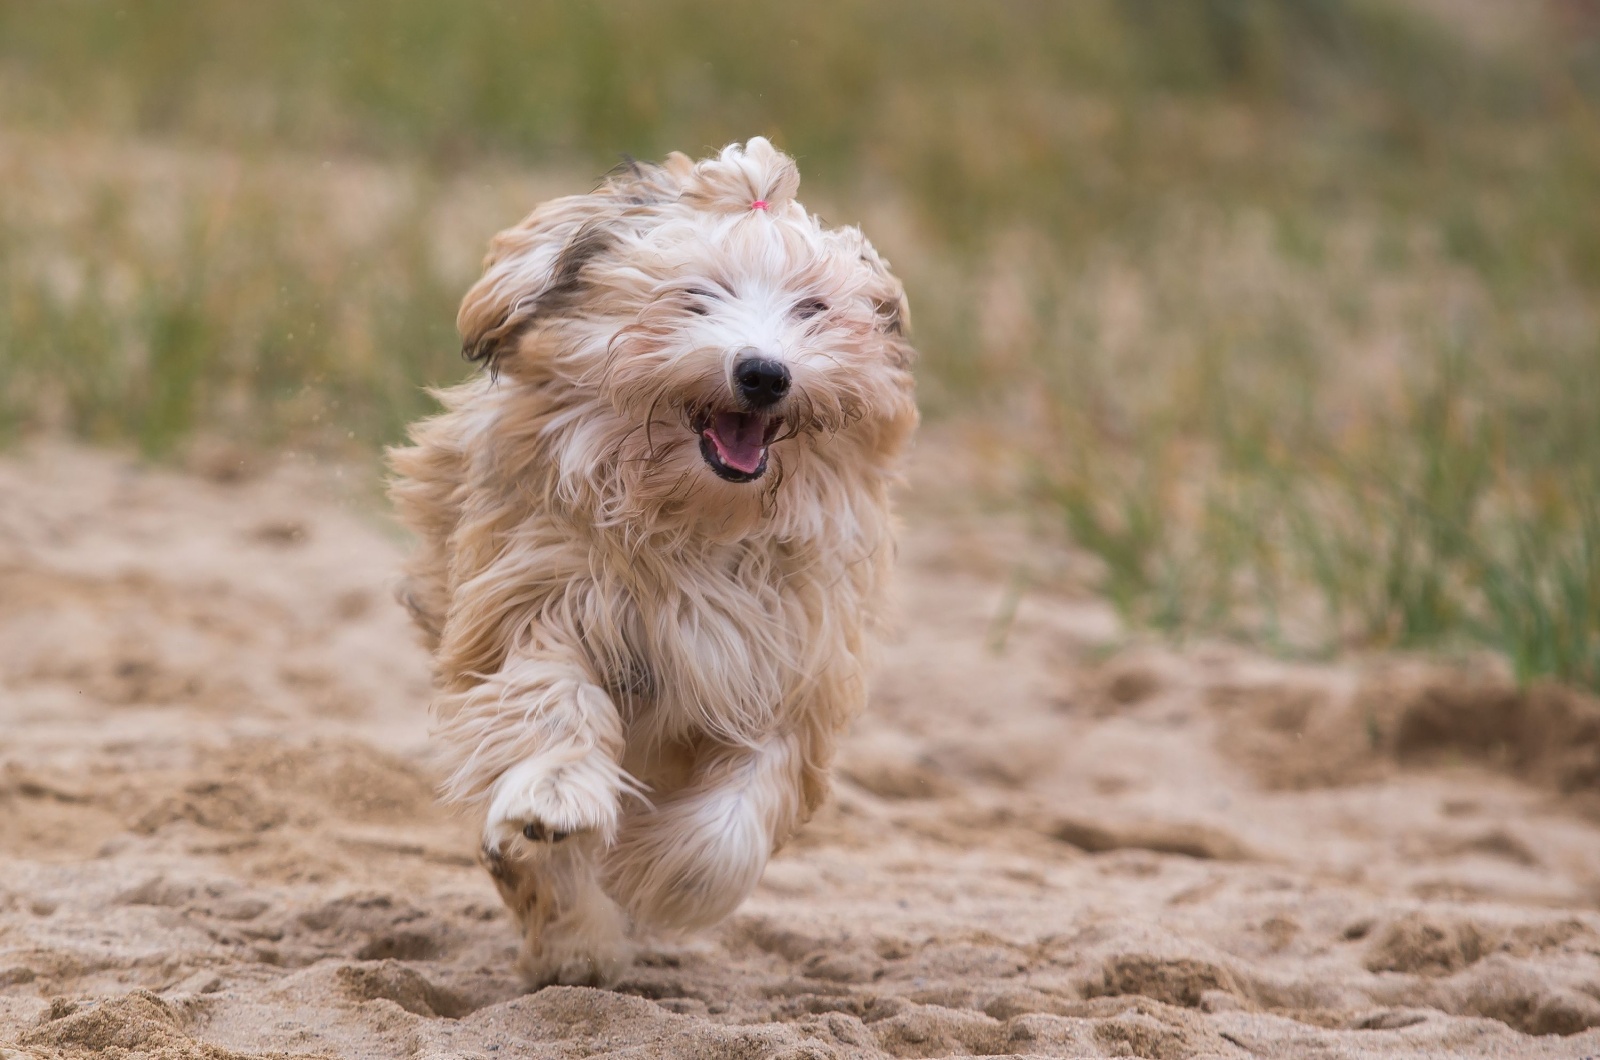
[707,412,766,473]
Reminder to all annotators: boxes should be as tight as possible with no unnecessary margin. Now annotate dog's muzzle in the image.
[698,354,788,482]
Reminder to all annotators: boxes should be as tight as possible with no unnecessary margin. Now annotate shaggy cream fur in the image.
[388,138,917,986]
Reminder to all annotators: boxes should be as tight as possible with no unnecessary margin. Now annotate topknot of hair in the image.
[678,137,801,215]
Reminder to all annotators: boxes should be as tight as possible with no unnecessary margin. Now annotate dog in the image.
[388,138,917,986]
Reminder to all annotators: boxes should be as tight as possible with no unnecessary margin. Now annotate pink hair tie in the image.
[750,200,769,211]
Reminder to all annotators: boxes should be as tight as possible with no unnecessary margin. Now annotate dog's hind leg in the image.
[605,732,806,932]
[481,834,632,987]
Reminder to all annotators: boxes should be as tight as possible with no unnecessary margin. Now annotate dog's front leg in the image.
[607,731,804,932]
[434,645,635,856]
[435,645,638,985]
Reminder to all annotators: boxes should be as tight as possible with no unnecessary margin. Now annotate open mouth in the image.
[696,410,782,483]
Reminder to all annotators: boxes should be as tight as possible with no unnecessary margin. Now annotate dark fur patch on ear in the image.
[462,301,531,370]
[602,155,681,207]
[874,297,907,337]
[872,291,914,369]
[462,221,616,372]
[539,222,614,317]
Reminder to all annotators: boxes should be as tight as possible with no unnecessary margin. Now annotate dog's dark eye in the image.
[794,299,829,320]
[683,287,719,316]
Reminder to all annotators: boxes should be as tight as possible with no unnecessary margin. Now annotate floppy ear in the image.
[856,241,916,370]
[457,159,687,374]
[457,208,617,374]
[874,286,910,338]
[875,292,915,371]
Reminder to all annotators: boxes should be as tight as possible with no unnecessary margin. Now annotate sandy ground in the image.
[4,440,1600,1059]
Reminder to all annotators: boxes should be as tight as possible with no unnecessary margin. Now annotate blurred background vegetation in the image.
[2,1,1598,686]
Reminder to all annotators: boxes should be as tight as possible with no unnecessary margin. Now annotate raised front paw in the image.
[484,750,628,854]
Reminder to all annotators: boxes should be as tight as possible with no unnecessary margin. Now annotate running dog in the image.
[389,138,917,985]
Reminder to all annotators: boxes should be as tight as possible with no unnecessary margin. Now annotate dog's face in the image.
[457,139,917,538]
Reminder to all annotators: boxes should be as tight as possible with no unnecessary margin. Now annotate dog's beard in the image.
[582,356,891,544]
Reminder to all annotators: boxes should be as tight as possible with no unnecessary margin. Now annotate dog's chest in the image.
[603,556,817,744]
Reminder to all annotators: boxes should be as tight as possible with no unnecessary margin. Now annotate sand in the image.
[3,438,1600,1059]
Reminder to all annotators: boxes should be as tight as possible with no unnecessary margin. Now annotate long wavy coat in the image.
[389,139,917,985]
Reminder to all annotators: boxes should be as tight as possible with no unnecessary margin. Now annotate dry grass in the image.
[1,0,1598,685]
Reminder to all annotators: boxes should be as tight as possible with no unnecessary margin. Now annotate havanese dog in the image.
[388,138,917,986]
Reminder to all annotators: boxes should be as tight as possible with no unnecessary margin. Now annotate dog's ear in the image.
[457,210,620,375]
[856,244,916,369]
[874,291,914,371]
[874,286,909,338]
[457,157,693,374]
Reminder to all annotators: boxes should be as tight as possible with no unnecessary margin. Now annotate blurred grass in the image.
[1,0,1599,687]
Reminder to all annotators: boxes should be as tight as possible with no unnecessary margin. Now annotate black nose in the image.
[734,356,790,408]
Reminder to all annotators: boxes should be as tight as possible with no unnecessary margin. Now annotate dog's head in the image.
[457,138,917,539]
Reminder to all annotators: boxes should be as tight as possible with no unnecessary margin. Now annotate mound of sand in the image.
[3,439,1600,1059]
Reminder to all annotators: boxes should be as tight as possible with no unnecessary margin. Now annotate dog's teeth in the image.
[708,411,768,473]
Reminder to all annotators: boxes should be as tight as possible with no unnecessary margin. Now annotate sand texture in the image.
[4,441,1600,1059]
